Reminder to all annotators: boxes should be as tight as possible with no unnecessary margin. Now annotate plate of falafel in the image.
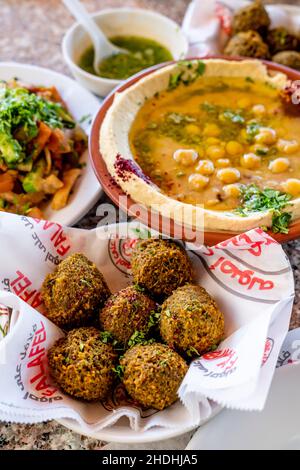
[221,0,300,70]
[0,214,294,443]
[224,0,300,70]
[43,237,223,411]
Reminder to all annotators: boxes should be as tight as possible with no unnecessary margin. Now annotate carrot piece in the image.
[27,207,44,219]
[32,122,52,158]
[0,173,14,193]
[48,128,71,153]
[49,86,64,104]
[30,86,64,104]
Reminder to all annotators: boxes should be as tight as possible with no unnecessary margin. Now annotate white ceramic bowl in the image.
[62,7,189,97]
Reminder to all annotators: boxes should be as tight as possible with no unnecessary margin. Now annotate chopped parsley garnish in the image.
[168,60,205,90]
[201,101,217,114]
[236,184,292,234]
[100,331,119,350]
[187,346,200,357]
[133,283,145,293]
[100,330,114,344]
[246,122,261,141]
[112,364,124,379]
[255,146,278,157]
[128,330,155,348]
[159,359,169,368]
[0,86,75,166]
[80,279,92,288]
[167,112,196,124]
[164,309,172,318]
[148,309,161,329]
[222,110,245,124]
[255,148,268,156]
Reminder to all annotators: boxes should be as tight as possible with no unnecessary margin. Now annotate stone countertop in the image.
[1,0,300,451]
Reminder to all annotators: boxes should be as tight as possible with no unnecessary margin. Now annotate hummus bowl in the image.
[90,57,300,244]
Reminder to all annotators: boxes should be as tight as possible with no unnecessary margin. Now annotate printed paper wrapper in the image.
[0,212,294,432]
[182,0,300,56]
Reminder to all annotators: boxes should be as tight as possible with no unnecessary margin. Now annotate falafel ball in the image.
[160,284,224,358]
[232,0,270,35]
[42,253,110,329]
[99,285,157,347]
[272,51,300,71]
[224,31,270,59]
[131,238,193,298]
[48,327,118,401]
[267,28,299,55]
[120,343,188,410]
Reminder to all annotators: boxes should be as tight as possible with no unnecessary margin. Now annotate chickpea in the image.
[269,157,290,174]
[240,153,261,169]
[206,145,225,159]
[237,97,251,108]
[203,123,221,137]
[223,184,241,198]
[255,127,277,145]
[188,173,209,191]
[281,178,300,196]
[216,158,231,168]
[173,149,198,167]
[226,141,244,156]
[196,159,215,176]
[252,104,266,116]
[239,128,249,143]
[217,168,240,184]
[276,139,299,155]
[185,124,200,135]
[206,137,220,145]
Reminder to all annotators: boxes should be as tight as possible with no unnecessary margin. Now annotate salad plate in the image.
[0,62,102,226]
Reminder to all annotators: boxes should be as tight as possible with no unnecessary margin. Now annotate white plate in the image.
[57,405,222,444]
[57,418,198,445]
[0,62,102,226]
[186,362,300,450]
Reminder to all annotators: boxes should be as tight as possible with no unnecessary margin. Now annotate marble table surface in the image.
[1,0,300,451]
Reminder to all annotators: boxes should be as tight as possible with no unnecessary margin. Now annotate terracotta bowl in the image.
[90,56,300,246]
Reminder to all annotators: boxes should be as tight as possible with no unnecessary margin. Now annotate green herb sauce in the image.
[78,35,173,80]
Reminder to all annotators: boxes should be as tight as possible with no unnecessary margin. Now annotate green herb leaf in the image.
[272,211,292,234]
[222,110,245,124]
[164,309,172,318]
[112,364,124,379]
[128,330,155,348]
[187,346,200,357]
[246,122,261,141]
[168,60,205,91]
[80,278,92,288]
[147,309,161,329]
[0,86,75,167]
[100,331,114,344]
[235,184,292,234]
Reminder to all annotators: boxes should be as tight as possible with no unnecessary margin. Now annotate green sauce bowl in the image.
[62,8,188,97]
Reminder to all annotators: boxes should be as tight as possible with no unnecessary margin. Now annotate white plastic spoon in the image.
[62,0,127,75]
